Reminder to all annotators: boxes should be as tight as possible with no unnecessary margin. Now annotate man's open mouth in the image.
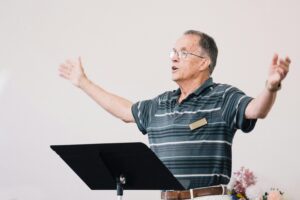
[172,66,178,71]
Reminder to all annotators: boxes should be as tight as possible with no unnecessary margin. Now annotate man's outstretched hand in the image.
[59,57,87,88]
[267,54,291,91]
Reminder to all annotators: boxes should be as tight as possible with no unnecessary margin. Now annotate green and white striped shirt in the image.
[131,78,257,189]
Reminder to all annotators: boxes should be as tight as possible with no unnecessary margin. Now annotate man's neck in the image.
[177,76,210,103]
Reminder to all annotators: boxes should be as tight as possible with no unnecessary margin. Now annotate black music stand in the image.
[51,142,184,200]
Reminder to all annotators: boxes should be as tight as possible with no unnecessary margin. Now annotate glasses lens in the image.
[170,50,175,59]
[180,51,188,59]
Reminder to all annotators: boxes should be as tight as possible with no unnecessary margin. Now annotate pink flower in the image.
[267,190,283,200]
[233,167,257,194]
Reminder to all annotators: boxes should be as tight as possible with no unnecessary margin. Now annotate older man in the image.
[59,30,290,200]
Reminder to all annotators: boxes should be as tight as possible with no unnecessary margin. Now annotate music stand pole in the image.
[116,175,126,200]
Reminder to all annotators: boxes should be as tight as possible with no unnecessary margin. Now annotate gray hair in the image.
[184,30,218,74]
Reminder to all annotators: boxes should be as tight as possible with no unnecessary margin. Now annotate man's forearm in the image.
[245,54,290,119]
[79,78,135,123]
[245,84,278,119]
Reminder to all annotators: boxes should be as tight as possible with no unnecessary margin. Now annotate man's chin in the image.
[171,75,181,82]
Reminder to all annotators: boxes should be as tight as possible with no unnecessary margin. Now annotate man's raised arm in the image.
[245,54,291,119]
[58,57,135,123]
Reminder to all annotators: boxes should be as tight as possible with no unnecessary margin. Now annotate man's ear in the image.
[199,58,211,72]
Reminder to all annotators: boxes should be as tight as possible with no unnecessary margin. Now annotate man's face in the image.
[171,34,207,82]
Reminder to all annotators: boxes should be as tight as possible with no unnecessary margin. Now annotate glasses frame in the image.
[170,48,206,60]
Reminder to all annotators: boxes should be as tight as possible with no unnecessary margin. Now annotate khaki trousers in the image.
[192,195,232,200]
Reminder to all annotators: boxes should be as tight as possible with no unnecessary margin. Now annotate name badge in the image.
[189,118,207,130]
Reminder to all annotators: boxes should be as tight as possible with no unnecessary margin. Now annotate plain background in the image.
[0,0,299,199]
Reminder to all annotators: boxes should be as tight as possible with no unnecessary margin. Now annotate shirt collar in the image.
[193,77,214,96]
[173,77,214,97]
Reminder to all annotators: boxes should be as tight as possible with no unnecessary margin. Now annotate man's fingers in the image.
[59,67,71,76]
[272,53,278,65]
[285,56,291,64]
[59,57,85,85]
[58,67,70,77]
[66,59,76,68]
[279,59,289,68]
[59,63,71,70]
[59,72,69,79]
[279,58,290,75]
[78,56,83,67]
[276,67,287,80]
[59,66,70,73]
[59,63,73,75]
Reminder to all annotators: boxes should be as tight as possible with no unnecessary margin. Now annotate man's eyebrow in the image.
[173,47,187,51]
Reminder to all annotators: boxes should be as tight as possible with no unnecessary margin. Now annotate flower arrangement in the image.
[262,189,285,200]
[228,167,285,200]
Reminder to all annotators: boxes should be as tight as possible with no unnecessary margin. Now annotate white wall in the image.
[0,0,299,199]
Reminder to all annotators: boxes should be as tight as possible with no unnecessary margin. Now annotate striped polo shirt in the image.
[131,78,257,189]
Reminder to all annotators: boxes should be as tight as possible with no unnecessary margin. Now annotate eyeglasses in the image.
[170,48,205,60]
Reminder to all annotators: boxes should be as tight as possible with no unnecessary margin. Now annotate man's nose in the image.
[171,54,179,62]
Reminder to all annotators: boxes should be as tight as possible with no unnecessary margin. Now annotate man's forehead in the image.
[174,34,201,51]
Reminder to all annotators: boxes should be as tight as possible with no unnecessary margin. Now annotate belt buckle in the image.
[189,189,194,199]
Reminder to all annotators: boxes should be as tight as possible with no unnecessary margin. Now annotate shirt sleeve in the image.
[131,98,158,135]
[221,86,257,133]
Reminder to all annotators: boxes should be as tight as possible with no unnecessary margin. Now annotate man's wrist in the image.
[265,80,281,92]
[79,76,91,90]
